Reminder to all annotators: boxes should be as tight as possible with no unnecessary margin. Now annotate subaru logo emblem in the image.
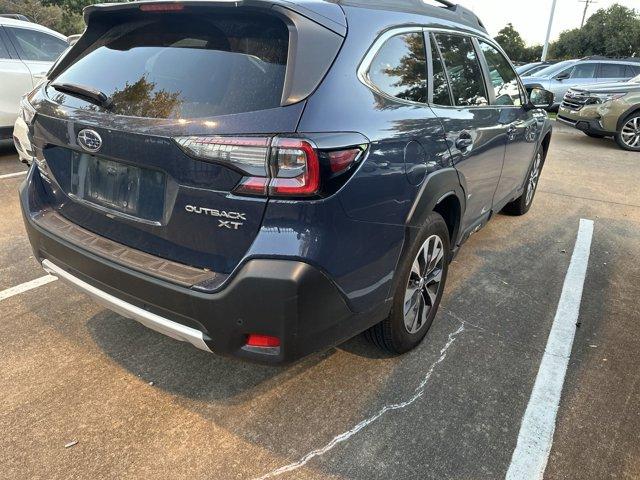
[77,129,102,153]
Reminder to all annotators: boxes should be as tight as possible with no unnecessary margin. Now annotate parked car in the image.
[558,74,640,151]
[522,57,640,110]
[0,17,68,143]
[19,0,553,364]
[0,14,31,22]
[516,61,557,77]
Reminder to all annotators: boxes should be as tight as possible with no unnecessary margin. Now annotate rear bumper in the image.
[21,170,386,365]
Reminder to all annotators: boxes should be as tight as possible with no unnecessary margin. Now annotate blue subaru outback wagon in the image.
[19,0,554,364]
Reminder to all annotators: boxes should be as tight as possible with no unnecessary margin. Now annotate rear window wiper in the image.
[50,82,113,109]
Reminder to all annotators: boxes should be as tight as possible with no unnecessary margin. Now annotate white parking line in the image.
[0,171,27,180]
[0,275,58,302]
[253,323,466,480]
[506,218,594,480]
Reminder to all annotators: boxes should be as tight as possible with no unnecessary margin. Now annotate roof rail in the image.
[580,55,640,63]
[339,0,486,32]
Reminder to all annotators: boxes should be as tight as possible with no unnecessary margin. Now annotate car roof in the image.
[0,17,67,40]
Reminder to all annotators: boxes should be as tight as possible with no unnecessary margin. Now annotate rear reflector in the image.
[246,334,281,348]
[139,3,185,11]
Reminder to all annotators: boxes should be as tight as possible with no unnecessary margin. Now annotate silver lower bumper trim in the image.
[42,259,212,352]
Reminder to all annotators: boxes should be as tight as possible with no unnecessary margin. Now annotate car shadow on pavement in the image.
[86,310,335,404]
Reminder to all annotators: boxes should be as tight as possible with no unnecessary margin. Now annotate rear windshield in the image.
[49,13,289,119]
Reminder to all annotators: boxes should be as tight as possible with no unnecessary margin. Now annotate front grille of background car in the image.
[561,89,590,111]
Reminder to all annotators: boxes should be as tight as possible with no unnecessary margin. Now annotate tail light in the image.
[139,3,185,11]
[175,135,364,198]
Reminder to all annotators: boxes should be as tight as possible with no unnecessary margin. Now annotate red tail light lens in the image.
[246,334,281,348]
[175,135,364,198]
[140,3,185,11]
[327,148,361,174]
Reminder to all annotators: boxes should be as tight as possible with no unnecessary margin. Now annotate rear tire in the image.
[366,212,450,354]
[502,146,544,216]
[615,112,640,152]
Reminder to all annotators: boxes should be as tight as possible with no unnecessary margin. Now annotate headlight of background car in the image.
[587,92,627,104]
[19,97,36,125]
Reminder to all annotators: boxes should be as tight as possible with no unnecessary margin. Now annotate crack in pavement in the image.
[252,323,466,480]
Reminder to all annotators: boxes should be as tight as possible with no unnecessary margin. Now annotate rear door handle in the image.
[455,131,473,150]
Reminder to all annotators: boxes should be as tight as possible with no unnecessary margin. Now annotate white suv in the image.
[0,18,68,147]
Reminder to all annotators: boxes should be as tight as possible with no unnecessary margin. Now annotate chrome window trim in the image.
[358,26,529,110]
[357,26,428,108]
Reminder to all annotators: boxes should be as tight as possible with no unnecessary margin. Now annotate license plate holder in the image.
[70,153,165,222]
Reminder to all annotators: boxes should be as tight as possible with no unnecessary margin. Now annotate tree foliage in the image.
[495,4,639,62]
[550,4,640,59]
[0,0,83,35]
[494,23,543,63]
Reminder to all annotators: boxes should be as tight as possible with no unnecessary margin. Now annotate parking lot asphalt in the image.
[0,124,638,480]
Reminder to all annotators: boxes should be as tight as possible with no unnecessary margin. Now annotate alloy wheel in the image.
[403,235,445,334]
[525,151,542,206]
[620,116,640,149]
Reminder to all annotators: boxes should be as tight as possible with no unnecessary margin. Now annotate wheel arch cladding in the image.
[406,168,465,242]
[617,106,640,132]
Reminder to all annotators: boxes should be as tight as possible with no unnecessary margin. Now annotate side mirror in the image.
[525,87,555,110]
[555,72,570,81]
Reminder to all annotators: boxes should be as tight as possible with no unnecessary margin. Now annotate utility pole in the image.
[541,0,558,61]
[579,0,597,27]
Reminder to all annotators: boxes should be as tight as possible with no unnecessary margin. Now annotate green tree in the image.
[0,0,84,35]
[494,23,527,61]
[551,4,640,58]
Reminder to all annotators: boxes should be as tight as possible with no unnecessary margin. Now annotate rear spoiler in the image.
[84,0,347,36]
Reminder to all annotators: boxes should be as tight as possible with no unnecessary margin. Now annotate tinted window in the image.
[570,63,596,79]
[625,65,640,77]
[8,27,67,62]
[429,35,452,105]
[368,32,427,103]
[434,34,488,107]
[50,13,289,119]
[600,63,628,78]
[478,41,522,106]
[0,36,10,59]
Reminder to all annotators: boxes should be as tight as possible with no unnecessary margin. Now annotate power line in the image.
[579,0,598,27]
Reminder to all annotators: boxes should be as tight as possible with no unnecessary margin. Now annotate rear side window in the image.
[0,35,10,59]
[434,34,488,107]
[429,35,452,106]
[367,32,427,104]
[7,27,67,62]
[599,63,628,78]
[625,65,640,77]
[478,40,522,106]
[570,63,596,79]
[50,13,289,119]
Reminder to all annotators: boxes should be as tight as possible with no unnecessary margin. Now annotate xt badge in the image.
[185,205,247,230]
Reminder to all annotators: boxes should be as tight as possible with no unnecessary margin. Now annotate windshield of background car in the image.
[48,12,289,119]
[534,60,577,78]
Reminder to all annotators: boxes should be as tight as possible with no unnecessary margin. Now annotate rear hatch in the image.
[32,1,345,277]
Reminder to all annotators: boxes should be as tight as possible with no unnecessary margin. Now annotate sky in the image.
[454,0,639,45]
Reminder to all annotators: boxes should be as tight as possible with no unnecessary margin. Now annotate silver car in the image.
[522,58,640,109]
